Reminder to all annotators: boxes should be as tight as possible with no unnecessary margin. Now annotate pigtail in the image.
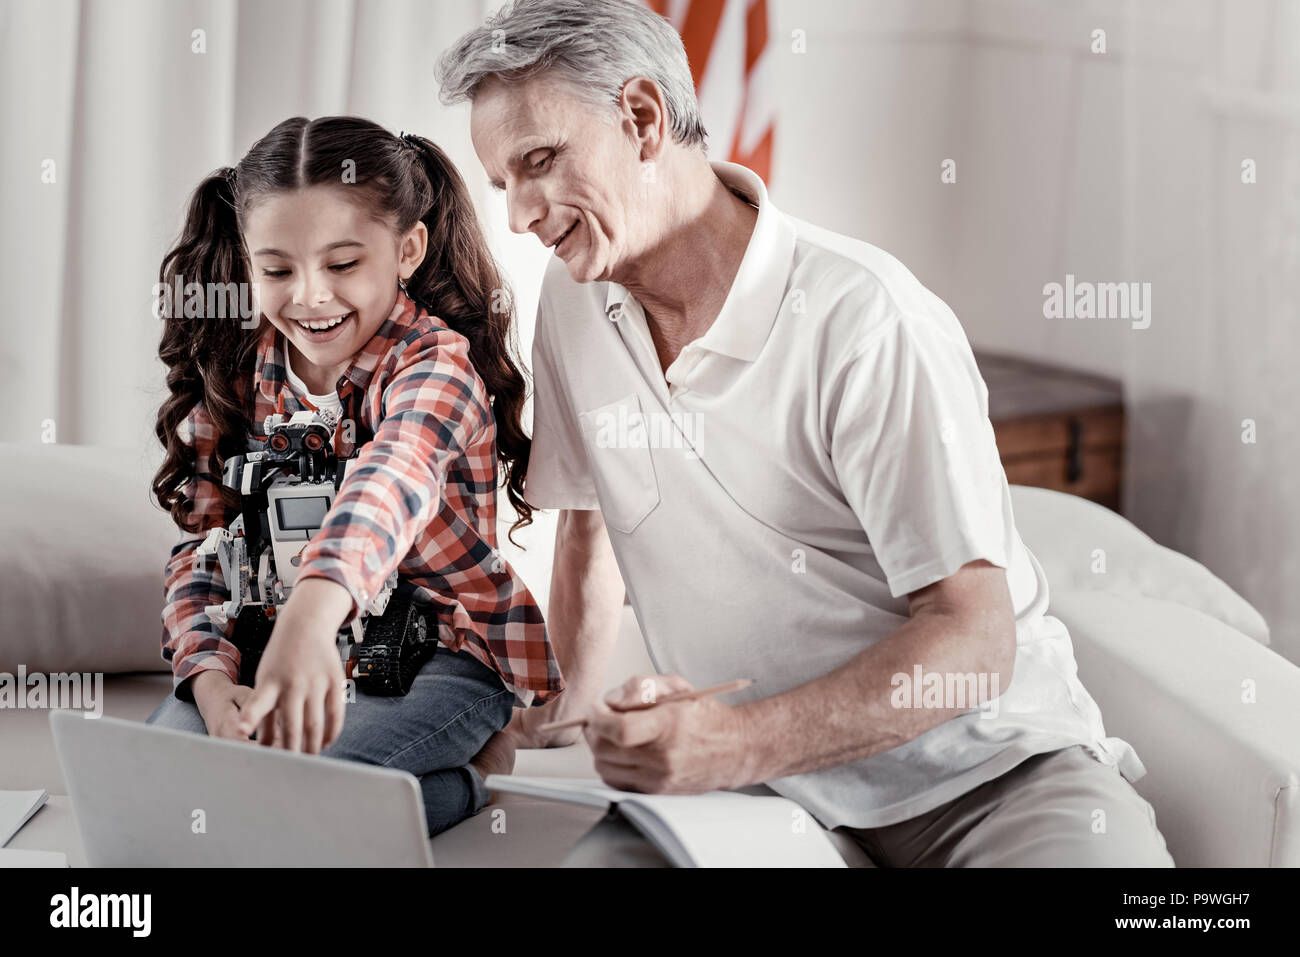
[401,134,535,544]
[152,167,263,532]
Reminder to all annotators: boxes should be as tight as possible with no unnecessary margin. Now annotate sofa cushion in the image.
[0,443,178,675]
[0,443,563,679]
[1009,485,1270,644]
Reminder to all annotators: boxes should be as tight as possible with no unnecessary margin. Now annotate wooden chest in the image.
[973,351,1125,514]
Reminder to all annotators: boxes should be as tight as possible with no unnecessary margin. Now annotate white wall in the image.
[761,0,1300,663]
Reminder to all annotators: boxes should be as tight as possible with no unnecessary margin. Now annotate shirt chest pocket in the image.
[578,394,661,534]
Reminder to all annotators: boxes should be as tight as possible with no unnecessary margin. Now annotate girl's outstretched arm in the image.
[233,321,565,752]
[235,577,352,753]
[295,324,564,706]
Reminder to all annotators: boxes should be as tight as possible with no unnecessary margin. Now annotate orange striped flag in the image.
[645,0,775,184]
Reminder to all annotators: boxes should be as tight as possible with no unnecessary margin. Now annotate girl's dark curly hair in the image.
[152,116,532,542]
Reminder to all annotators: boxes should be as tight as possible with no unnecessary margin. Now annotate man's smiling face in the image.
[470,73,650,284]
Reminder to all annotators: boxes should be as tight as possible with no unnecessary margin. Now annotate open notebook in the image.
[485,775,846,867]
[0,789,48,847]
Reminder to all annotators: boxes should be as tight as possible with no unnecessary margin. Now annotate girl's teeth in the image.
[298,314,349,330]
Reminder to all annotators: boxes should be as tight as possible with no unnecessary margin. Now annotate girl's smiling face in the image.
[242,184,427,394]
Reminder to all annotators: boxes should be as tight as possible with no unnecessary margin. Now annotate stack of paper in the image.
[0,848,68,867]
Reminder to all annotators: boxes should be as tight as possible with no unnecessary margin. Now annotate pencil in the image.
[537,678,755,734]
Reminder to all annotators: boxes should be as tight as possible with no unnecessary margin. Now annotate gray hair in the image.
[436,0,708,151]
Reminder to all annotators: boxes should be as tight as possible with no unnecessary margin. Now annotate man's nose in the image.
[506,183,545,237]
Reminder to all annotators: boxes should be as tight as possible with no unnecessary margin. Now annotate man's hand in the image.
[502,696,590,749]
[502,710,567,749]
[192,671,257,741]
[583,674,753,794]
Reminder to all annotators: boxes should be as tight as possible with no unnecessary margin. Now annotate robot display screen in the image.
[276,495,330,531]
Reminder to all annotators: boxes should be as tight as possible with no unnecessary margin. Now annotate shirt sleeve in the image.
[160,403,243,702]
[523,294,601,510]
[293,330,490,627]
[828,312,1012,599]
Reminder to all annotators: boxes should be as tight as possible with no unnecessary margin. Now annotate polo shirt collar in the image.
[254,289,418,403]
[604,160,796,363]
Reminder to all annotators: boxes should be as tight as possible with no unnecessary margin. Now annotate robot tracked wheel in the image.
[233,580,438,697]
[347,580,439,696]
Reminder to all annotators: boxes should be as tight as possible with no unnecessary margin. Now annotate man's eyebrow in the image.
[488,144,551,192]
[252,240,365,257]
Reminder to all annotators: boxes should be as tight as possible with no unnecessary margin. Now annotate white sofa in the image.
[2,443,1296,866]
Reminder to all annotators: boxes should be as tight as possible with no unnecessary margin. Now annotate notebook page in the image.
[620,792,847,867]
[482,775,629,809]
[484,776,846,867]
[0,789,49,847]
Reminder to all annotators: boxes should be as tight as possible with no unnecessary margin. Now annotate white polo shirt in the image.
[526,160,1144,829]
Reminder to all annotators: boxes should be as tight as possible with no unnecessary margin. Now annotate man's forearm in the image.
[733,610,1016,785]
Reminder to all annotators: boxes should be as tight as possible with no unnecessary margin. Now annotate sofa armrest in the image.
[1050,589,1300,867]
[1009,485,1270,645]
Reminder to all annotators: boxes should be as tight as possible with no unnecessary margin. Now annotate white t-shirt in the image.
[526,160,1144,830]
[284,349,344,427]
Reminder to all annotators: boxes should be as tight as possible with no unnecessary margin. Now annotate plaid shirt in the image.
[160,290,564,707]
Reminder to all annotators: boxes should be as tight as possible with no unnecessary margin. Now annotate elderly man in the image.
[438,0,1173,867]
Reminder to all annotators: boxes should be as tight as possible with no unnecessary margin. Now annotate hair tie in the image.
[398,130,421,152]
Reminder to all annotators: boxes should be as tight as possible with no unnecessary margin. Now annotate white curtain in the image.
[0,0,559,596]
[0,0,553,453]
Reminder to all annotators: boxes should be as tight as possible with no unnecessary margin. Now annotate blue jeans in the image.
[146,645,514,837]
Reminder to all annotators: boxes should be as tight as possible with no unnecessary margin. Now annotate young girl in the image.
[147,115,564,837]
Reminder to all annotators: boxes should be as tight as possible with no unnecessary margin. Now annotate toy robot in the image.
[192,405,436,696]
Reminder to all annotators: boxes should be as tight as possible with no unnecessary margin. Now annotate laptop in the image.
[49,711,434,867]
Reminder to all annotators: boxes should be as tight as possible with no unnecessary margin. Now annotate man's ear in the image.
[619,76,669,161]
